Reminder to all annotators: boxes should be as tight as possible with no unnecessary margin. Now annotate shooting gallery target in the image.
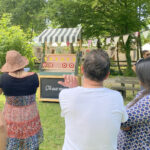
[42,54,77,72]
[62,63,67,68]
[69,63,74,68]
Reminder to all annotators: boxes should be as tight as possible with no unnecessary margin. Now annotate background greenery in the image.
[0,0,150,75]
[0,14,35,68]
[0,1,148,149]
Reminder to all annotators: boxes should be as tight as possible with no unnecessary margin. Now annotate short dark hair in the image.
[83,49,110,82]
[142,50,148,55]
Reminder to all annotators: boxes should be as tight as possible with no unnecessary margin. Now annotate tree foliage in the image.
[0,14,35,68]
[45,0,150,75]
[1,0,150,74]
[0,0,47,35]
[45,0,150,37]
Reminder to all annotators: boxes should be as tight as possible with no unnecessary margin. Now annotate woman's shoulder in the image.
[25,72,39,85]
[25,72,38,78]
[19,72,38,81]
[0,73,9,80]
[28,72,38,79]
[137,92,150,106]
[1,72,8,76]
[1,72,38,81]
[142,93,150,102]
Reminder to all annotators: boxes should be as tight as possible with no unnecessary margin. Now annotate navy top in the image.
[0,73,39,96]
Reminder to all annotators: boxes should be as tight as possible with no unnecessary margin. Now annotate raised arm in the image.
[58,75,79,88]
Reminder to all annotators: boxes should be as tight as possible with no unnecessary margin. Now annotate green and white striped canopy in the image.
[37,27,81,43]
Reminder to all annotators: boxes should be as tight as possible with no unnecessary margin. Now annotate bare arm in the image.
[0,112,7,150]
[121,126,131,131]
[132,64,136,73]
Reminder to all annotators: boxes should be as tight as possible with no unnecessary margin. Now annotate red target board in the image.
[42,54,76,72]
[62,63,67,68]
[69,63,74,68]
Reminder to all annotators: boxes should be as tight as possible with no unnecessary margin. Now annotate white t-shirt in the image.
[59,87,128,150]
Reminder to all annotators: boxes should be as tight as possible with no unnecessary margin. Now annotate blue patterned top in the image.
[117,91,150,150]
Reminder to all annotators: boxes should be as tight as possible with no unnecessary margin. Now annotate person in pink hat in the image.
[0,50,43,150]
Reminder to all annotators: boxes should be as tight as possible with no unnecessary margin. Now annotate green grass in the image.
[38,102,65,150]
[0,90,134,150]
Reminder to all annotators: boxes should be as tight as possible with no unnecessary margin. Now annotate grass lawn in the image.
[0,90,135,150]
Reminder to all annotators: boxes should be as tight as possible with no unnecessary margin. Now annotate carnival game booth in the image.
[36,27,81,102]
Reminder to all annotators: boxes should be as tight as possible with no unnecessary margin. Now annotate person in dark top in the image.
[132,46,150,90]
[0,50,43,150]
[132,48,150,72]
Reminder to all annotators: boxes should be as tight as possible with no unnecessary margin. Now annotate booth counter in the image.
[36,27,82,102]
[38,54,80,102]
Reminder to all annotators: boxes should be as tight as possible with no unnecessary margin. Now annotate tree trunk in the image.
[97,38,101,48]
[122,0,133,75]
[116,43,122,75]
[138,1,142,58]
[70,43,74,54]
[136,37,139,61]
[124,36,133,75]
[138,32,143,58]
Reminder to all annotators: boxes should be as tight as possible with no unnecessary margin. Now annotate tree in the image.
[0,14,35,68]
[46,0,80,28]
[0,0,47,36]
[45,0,150,75]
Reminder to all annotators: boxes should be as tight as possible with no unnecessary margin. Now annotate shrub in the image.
[0,14,35,68]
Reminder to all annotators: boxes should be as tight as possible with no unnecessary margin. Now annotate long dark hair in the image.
[128,58,150,108]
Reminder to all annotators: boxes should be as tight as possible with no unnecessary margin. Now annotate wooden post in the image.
[116,42,122,75]
[45,41,47,55]
[79,40,82,51]
[49,42,52,54]
[139,32,143,58]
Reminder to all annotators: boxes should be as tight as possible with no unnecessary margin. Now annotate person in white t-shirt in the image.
[58,49,128,150]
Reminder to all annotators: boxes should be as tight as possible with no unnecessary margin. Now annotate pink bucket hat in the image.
[1,50,29,72]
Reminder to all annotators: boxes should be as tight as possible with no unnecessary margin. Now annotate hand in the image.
[0,111,7,150]
[121,126,131,131]
[58,75,78,88]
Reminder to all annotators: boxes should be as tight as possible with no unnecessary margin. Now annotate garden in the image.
[0,1,150,149]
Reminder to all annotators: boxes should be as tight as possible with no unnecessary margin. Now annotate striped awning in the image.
[37,27,81,43]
